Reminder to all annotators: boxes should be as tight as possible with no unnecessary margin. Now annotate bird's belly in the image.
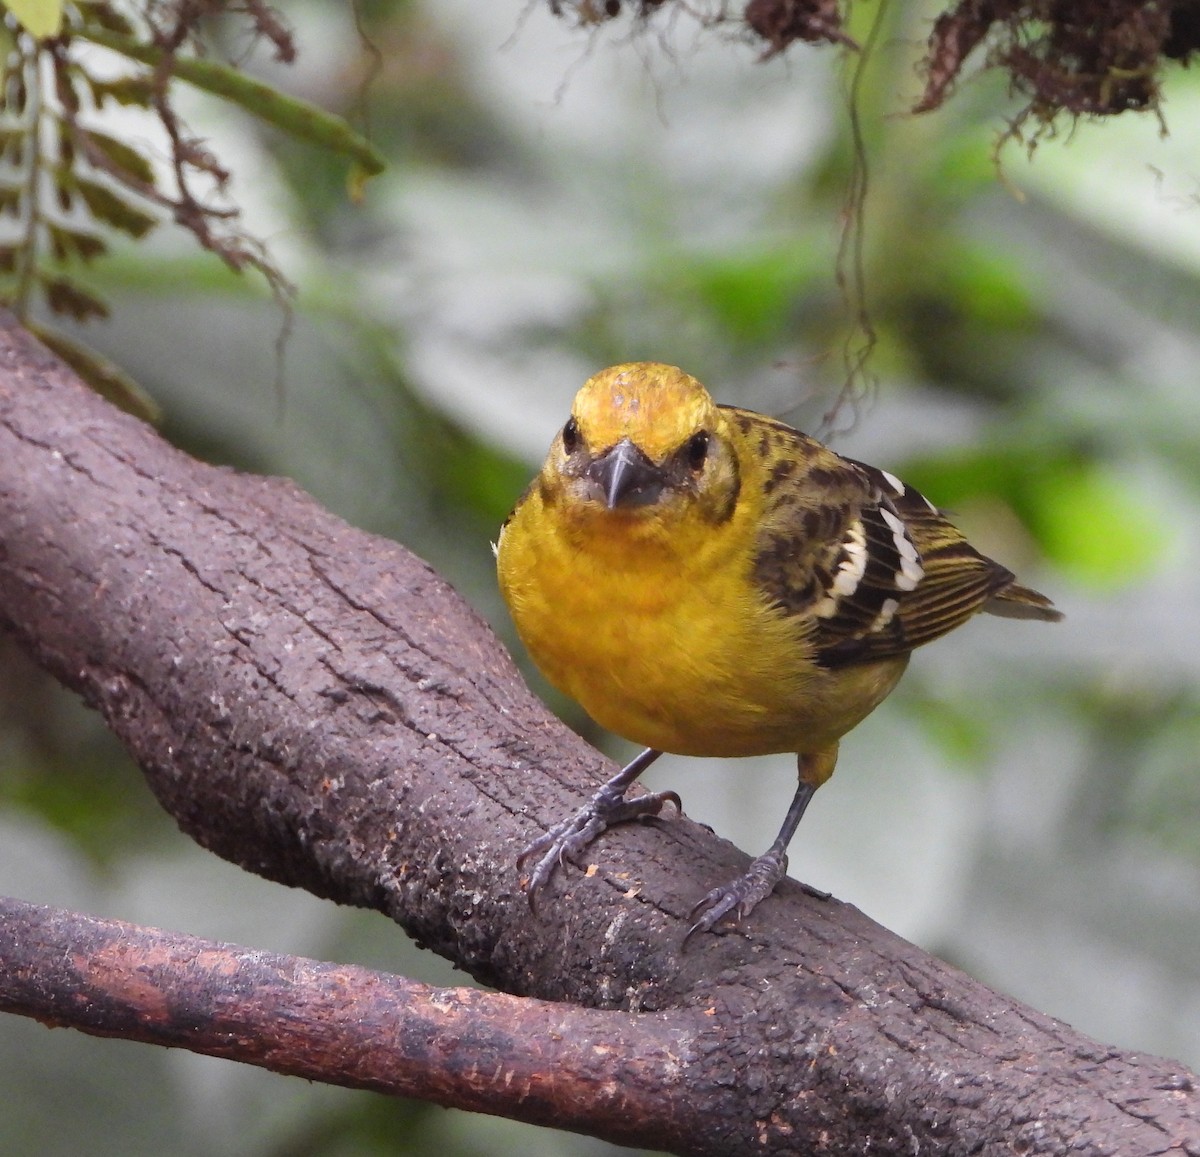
[508,551,904,758]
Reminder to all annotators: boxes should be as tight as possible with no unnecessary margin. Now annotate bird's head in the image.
[541,363,741,532]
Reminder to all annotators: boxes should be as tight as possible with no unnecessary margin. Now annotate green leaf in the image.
[37,271,109,320]
[71,175,157,237]
[0,126,25,166]
[30,322,161,423]
[1032,465,1166,589]
[937,242,1035,330]
[910,693,991,767]
[86,73,153,108]
[75,26,387,181]
[47,221,107,263]
[436,429,536,527]
[680,246,819,346]
[6,65,27,114]
[73,0,133,36]
[3,0,64,39]
[80,127,155,185]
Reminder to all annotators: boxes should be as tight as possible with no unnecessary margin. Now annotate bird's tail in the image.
[983,580,1063,622]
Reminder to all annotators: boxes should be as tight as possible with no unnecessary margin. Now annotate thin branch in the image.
[0,895,701,1150]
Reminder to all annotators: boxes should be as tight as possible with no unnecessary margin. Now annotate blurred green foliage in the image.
[1,1,1199,1155]
[905,444,1167,586]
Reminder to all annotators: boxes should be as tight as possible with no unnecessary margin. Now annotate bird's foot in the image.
[684,849,790,945]
[519,778,681,911]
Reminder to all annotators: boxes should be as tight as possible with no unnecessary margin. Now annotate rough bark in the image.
[0,314,1197,1156]
[0,896,699,1149]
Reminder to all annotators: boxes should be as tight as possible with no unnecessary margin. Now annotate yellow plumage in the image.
[497,362,1060,937]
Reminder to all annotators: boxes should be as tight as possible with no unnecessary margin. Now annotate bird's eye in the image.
[686,430,710,471]
[562,417,579,453]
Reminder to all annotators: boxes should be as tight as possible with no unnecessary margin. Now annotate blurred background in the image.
[2,0,1199,1153]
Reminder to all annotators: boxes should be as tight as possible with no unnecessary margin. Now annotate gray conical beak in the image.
[586,437,665,509]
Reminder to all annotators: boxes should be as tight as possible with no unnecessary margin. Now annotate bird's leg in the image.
[519,747,681,910]
[685,746,837,943]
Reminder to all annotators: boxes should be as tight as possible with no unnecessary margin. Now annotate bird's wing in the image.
[823,459,1018,665]
[743,415,1018,669]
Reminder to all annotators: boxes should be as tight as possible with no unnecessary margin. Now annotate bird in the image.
[495,362,1061,940]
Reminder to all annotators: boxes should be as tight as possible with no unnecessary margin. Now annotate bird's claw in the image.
[683,851,789,946]
[520,788,682,910]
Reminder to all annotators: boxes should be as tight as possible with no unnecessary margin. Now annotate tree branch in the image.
[1,313,1197,1156]
[0,895,699,1149]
